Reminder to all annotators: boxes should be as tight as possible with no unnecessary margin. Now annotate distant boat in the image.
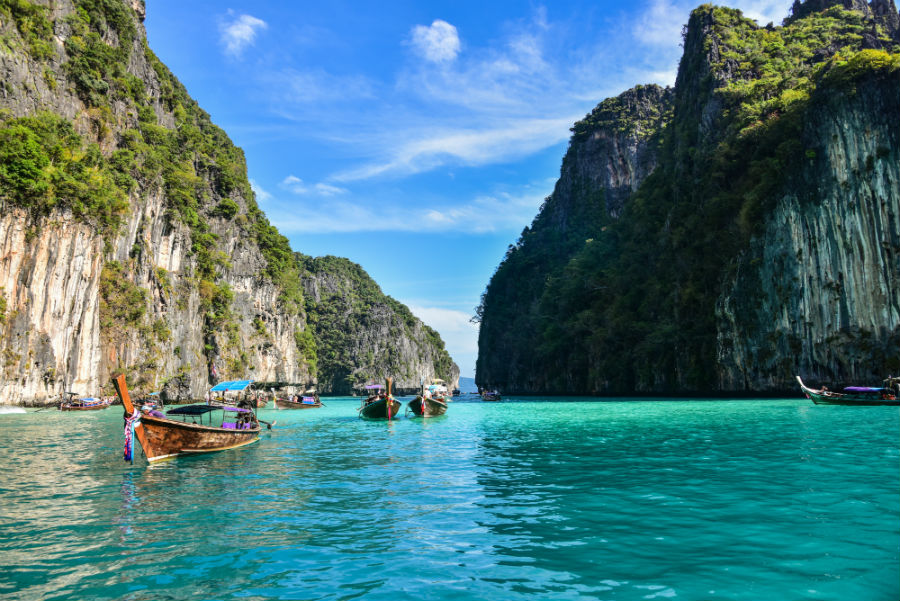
[481,390,501,402]
[113,374,264,464]
[359,378,401,420]
[275,389,322,409]
[59,391,113,411]
[796,376,900,406]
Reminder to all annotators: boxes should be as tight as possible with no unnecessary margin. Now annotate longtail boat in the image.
[274,395,322,409]
[113,374,262,464]
[796,376,900,406]
[407,395,447,417]
[407,377,448,417]
[359,378,401,420]
[59,392,113,411]
[274,388,322,409]
[481,390,501,402]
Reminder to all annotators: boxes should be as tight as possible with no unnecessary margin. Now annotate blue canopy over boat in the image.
[210,380,254,392]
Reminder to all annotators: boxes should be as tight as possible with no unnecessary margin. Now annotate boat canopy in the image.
[365,384,384,390]
[167,405,219,416]
[210,380,254,392]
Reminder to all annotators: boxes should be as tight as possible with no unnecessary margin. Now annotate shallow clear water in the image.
[1,397,897,600]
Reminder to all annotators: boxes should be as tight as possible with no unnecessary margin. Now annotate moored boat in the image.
[796,376,900,406]
[113,374,264,463]
[407,395,447,417]
[274,391,322,409]
[359,378,401,419]
[481,390,501,402]
[408,377,448,417]
[59,392,113,411]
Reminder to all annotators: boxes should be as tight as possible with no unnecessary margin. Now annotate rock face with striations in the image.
[0,0,455,404]
[477,0,899,394]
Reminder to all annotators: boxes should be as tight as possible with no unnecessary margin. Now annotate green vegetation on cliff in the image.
[302,255,454,393]
[0,0,457,393]
[0,112,130,236]
[477,1,900,394]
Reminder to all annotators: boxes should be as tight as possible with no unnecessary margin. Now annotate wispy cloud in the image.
[270,68,376,106]
[633,0,684,46]
[256,8,701,188]
[280,175,348,196]
[249,179,272,202]
[410,20,461,63]
[256,182,549,234]
[409,304,478,344]
[408,304,480,374]
[633,0,794,48]
[219,12,267,57]
[332,117,577,182]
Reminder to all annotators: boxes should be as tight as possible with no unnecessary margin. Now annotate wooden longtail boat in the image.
[359,378,401,419]
[274,395,322,409]
[59,392,113,411]
[113,374,261,463]
[407,395,447,417]
[796,376,900,406]
[481,390,501,402]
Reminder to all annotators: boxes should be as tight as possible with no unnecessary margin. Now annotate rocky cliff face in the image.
[717,70,900,388]
[475,85,673,390]
[0,0,454,404]
[302,255,458,395]
[477,0,899,394]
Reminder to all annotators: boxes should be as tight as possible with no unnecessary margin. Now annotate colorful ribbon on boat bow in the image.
[124,409,141,464]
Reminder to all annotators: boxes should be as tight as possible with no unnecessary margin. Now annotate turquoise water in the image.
[1,398,897,600]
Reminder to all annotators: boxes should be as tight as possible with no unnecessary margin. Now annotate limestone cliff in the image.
[477,0,899,394]
[475,85,673,390]
[302,255,458,395]
[0,0,454,404]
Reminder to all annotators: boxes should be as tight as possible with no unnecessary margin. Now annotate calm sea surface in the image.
[1,397,897,601]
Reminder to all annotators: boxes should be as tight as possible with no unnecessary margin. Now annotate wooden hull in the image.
[360,398,401,419]
[274,399,321,409]
[797,376,900,406]
[481,394,501,402]
[60,402,112,411]
[408,396,447,417]
[138,415,260,462]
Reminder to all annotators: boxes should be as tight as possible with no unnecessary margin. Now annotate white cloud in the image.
[410,20,461,63]
[314,183,348,196]
[633,0,685,46]
[731,0,795,25]
[219,12,267,57]
[253,181,548,235]
[272,68,376,105]
[281,175,306,194]
[279,175,348,196]
[408,304,480,376]
[249,179,272,202]
[632,0,794,48]
[333,117,577,182]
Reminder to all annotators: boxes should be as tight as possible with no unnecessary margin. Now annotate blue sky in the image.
[144,0,792,378]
